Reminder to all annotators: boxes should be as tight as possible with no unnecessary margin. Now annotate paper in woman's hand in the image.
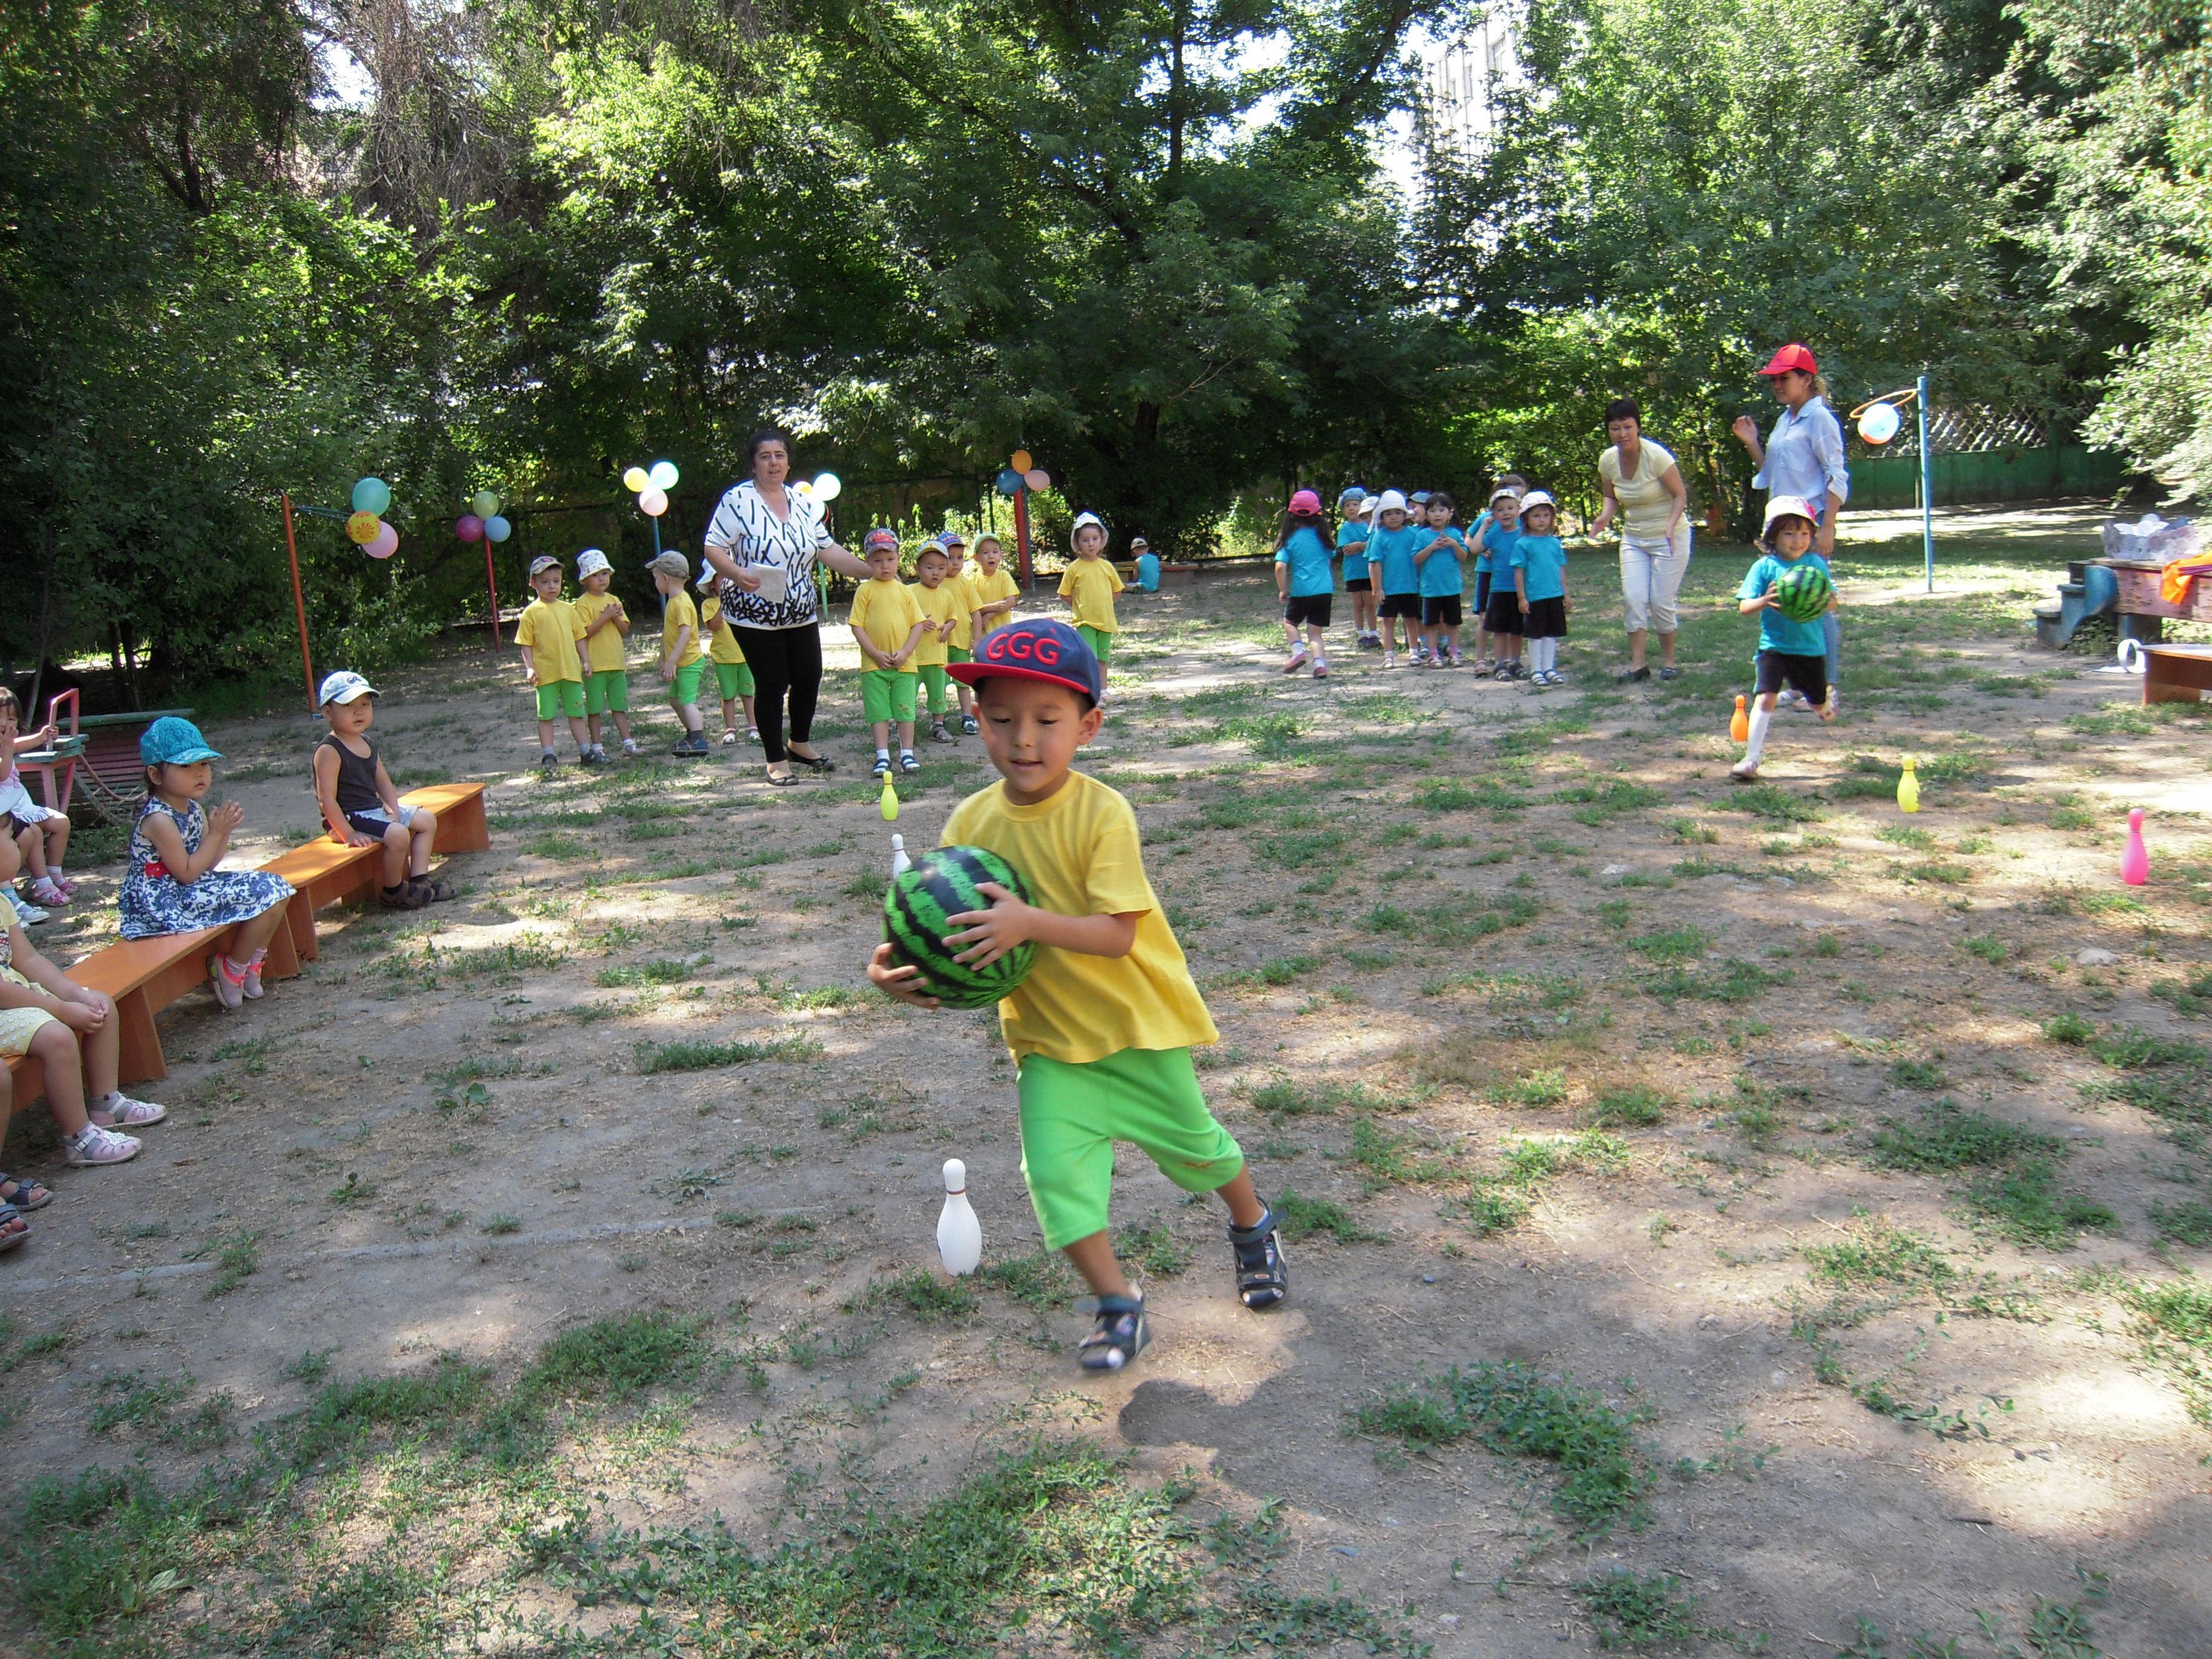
[747,564,789,605]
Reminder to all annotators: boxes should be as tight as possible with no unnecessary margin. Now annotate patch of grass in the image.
[2123,1276,2212,1426]
[633,1034,825,1073]
[1646,957,1792,1005]
[2043,1013,2097,1045]
[1966,1162,2118,1248]
[1877,823,1937,852]
[1348,1119,1455,1191]
[1258,828,1347,868]
[1587,1085,1667,1128]
[1869,1103,2059,1172]
[1628,925,1708,964]
[1889,1058,1948,1090]
[2151,970,2212,1018]
[1348,1361,1653,1533]
[1414,777,1524,813]
[89,1370,192,1437]
[594,958,694,988]
[1248,1079,1391,1116]
[1725,784,1824,823]
[1504,1067,1570,1108]
[1114,1216,1193,1278]
[978,1249,1081,1314]
[199,1231,258,1299]
[2148,1199,2212,1247]
[1575,1569,1698,1649]
[1273,1189,1387,1244]
[846,1269,980,1322]
[1805,1221,1956,1289]
[1553,778,1665,826]
[1961,933,2008,965]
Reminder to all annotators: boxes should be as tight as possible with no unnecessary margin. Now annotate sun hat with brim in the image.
[1409,490,1432,505]
[1338,486,1367,506]
[1758,343,1818,377]
[576,549,612,578]
[1518,491,1557,512]
[1373,489,1408,515]
[1762,494,1819,533]
[318,671,378,708]
[1490,486,1523,505]
[948,617,1104,706]
[1069,511,1108,550]
[141,716,221,767]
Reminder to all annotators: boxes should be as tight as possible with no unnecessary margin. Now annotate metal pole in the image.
[484,543,502,652]
[281,492,316,713]
[1917,372,1934,593]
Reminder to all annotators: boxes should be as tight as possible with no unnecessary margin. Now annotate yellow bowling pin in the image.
[1897,756,1920,814]
[880,775,900,822]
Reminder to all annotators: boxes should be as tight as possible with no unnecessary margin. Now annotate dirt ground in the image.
[3,504,2210,1657]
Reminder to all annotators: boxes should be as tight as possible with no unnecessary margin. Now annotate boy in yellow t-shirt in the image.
[965,532,1021,654]
[695,568,759,746]
[647,552,709,757]
[936,530,982,735]
[866,618,1286,1373]
[912,542,967,746]
[514,556,595,771]
[571,548,638,762]
[1056,512,1124,686]
[850,528,928,776]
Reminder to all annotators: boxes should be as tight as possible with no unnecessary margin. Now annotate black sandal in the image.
[785,747,835,773]
[1230,1202,1289,1310]
[0,1172,53,1212]
[764,768,802,787]
[0,1202,26,1255]
[1077,1293,1148,1372]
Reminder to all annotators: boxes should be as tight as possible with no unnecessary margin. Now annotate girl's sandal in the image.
[1229,1202,1289,1310]
[1076,1293,1148,1372]
[0,1202,26,1255]
[0,1173,53,1212]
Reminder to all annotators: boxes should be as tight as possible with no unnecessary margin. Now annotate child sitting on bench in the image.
[312,671,452,909]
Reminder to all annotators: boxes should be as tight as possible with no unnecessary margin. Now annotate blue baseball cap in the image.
[948,617,1104,706]
[140,716,222,766]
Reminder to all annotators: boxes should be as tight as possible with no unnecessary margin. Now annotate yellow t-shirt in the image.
[515,598,585,685]
[850,576,925,672]
[940,771,1216,1065]
[659,590,702,668]
[967,566,1021,640]
[572,590,629,674]
[701,596,746,665]
[944,572,978,651]
[1057,558,1124,634]
[913,579,964,666]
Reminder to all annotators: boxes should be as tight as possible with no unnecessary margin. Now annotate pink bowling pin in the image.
[2122,809,2150,886]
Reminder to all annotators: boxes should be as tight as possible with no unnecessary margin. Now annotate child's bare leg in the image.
[673,699,703,736]
[41,817,66,871]
[1213,1168,1267,1228]
[79,1000,121,1100]
[720,697,740,736]
[28,1022,89,1135]
[535,719,559,753]
[1063,1230,1134,1300]
[586,712,603,747]
[16,826,45,881]
[380,823,410,889]
[232,903,288,962]
[566,715,594,752]
[896,719,916,752]
[741,695,757,733]
[1307,622,1327,661]
[871,719,891,752]
[612,711,633,743]
[407,810,437,877]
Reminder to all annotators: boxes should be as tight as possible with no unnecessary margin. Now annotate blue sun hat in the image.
[140,716,222,767]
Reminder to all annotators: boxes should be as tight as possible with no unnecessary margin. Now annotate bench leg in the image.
[284,890,321,962]
[434,791,489,854]
[261,913,303,982]
[113,990,166,1087]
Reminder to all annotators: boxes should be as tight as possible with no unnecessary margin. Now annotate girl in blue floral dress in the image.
[119,719,294,1010]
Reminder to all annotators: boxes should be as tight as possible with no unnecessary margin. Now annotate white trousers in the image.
[1619,526,1692,634]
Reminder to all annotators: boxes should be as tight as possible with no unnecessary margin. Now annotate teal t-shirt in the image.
[1337,521,1370,582]
[1468,511,1494,574]
[1508,533,1567,602]
[1367,521,1424,595]
[1739,551,1833,655]
[1278,526,1335,598]
[1416,526,1466,597]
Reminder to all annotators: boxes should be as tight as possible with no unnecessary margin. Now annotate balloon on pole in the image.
[483,515,512,543]
[346,511,383,545]
[1024,468,1050,492]
[1858,401,1900,445]
[812,472,842,502]
[622,466,649,492]
[1010,449,1033,474]
[456,514,484,542]
[366,521,399,560]
[638,488,669,518]
[996,468,1022,496]
[648,460,680,491]
[471,489,500,520]
[351,477,391,516]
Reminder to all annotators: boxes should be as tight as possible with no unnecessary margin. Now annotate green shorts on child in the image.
[1076,624,1112,666]
[919,663,951,717]
[536,680,586,720]
[669,659,705,706]
[714,660,756,700]
[1019,1048,1242,1248]
[948,646,973,665]
[585,669,629,715]
[861,667,918,723]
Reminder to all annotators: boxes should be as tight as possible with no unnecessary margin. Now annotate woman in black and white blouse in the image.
[703,428,873,785]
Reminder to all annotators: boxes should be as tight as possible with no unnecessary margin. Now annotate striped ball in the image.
[882,845,1036,1010]
[1774,561,1834,623]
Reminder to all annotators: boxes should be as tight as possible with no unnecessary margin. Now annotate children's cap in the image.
[1069,511,1108,549]
[1520,491,1557,511]
[1758,343,1818,377]
[1130,537,1150,551]
[948,617,1104,705]
[1763,494,1818,532]
[1489,486,1522,505]
[318,671,378,708]
[939,529,968,549]
[862,528,900,554]
[575,548,612,578]
[973,532,1002,551]
[1338,486,1367,506]
[695,565,717,591]
[1373,489,1407,515]
[1288,489,1322,515]
[529,555,563,578]
[140,716,221,767]
[645,551,689,580]
[1409,490,1432,505]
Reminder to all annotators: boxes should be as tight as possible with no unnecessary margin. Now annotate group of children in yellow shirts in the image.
[845,528,1025,775]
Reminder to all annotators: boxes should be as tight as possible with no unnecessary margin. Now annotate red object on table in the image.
[18,688,80,817]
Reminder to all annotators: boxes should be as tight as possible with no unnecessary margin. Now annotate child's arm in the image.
[851,624,888,669]
[371,754,406,817]
[140,804,239,883]
[0,930,105,1029]
[518,636,538,685]
[660,625,692,681]
[1274,552,1289,601]
[888,621,927,668]
[313,745,377,848]
[10,725,56,757]
[945,887,1139,966]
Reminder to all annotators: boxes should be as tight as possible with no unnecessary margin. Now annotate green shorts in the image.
[1017,1047,1243,1250]
[860,667,918,724]
[948,646,973,665]
[713,660,756,700]
[1076,624,1113,666]
[585,669,629,715]
[535,680,586,721]
[918,663,950,715]
[668,658,705,706]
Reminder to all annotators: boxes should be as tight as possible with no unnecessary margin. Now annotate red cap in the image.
[1758,343,1817,377]
[1288,488,1322,515]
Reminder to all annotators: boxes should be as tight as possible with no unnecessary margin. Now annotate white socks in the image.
[1527,637,1558,673]
[1744,703,1774,763]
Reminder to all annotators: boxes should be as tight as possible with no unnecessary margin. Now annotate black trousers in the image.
[730,623,822,762]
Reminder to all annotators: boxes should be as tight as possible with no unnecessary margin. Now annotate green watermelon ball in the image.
[1774,561,1834,624]
[883,845,1037,1010]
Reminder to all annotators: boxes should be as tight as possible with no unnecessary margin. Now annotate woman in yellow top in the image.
[1056,512,1124,681]
[1590,397,1691,683]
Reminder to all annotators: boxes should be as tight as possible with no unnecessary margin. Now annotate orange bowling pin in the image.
[1729,695,1749,745]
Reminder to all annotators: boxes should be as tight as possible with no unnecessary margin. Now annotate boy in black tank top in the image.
[312,672,453,908]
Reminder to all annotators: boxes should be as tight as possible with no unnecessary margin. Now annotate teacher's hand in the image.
[1731,415,1760,449]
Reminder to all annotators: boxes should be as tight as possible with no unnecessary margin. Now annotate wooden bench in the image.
[2143,643,2212,706]
[4,782,488,1102]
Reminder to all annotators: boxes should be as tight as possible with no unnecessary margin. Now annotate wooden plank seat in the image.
[2142,643,2212,706]
[4,782,488,1102]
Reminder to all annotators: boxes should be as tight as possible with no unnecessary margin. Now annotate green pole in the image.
[1917,372,1934,592]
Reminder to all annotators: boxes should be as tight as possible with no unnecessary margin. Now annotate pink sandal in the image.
[209,954,248,1011]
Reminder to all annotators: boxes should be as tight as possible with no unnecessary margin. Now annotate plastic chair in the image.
[18,688,84,817]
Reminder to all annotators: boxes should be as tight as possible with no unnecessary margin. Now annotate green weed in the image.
[1575,1569,1698,1649]
[594,958,694,988]
[1588,1085,1668,1128]
[846,1270,980,1322]
[1726,785,1823,823]
[2149,1199,2212,1247]
[1805,1222,1956,1289]
[2123,1276,2212,1426]
[633,1034,824,1073]
[1273,1190,1387,1244]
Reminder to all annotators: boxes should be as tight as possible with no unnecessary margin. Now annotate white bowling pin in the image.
[891,834,912,878]
[937,1158,982,1276]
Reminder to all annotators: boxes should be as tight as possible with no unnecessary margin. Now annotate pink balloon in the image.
[366,522,399,560]
[1024,468,1050,492]
[455,514,484,542]
[638,486,669,517]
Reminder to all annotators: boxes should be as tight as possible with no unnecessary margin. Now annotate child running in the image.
[647,552,711,757]
[1480,489,1527,681]
[697,570,759,746]
[1056,512,1124,692]
[967,533,1022,654]
[1510,490,1572,686]
[515,555,595,770]
[913,542,965,744]
[1275,489,1336,677]
[0,690,70,911]
[851,528,928,776]
[312,671,452,910]
[120,717,295,1012]
[1732,495,1838,782]
[1364,491,1424,668]
[866,618,1287,1372]
[1413,491,1468,668]
[572,550,638,761]
[1337,489,1375,649]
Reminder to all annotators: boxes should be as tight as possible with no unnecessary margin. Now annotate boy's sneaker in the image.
[1382,651,1396,669]
[1776,689,1807,712]
[538,749,561,773]
[1230,1201,1289,1310]
[960,714,979,735]
[1730,758,1761,782]
[673,734,710,757]
[621,738,642,756]
[899,752,922,774]
[65,1124,140,1167]
[929,723,956,744]
[720,729,741,745]
[1077,1293,1148,1372]
[872,754,892,777]
[1312,660,1329,679]
[577,749,605,766]
[1283,646,1309,674]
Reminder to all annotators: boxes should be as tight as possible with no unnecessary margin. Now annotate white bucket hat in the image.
[1373,489,1407,515]
[1519,491,1557,511]
[575,548,612,578]
[1070,511,1108,549]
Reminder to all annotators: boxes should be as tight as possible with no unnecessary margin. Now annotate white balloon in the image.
[638,486,669,517]
[649,460,680,491]
[1858,401,1901,445]
[812,472,842,503]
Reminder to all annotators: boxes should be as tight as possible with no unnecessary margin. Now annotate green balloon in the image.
[352,477,391,516]
[471,489,500,519]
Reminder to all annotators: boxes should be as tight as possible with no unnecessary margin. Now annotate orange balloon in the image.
[1010,449,1033,474]
[346,511,381,545]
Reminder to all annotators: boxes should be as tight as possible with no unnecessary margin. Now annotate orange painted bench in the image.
[4,782,487,1103]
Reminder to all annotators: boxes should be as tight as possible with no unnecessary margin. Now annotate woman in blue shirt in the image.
[1732,343,1849,712]
[1275,489,1338,678]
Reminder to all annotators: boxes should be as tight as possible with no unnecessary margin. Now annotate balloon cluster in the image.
[345,478,401,560]
[996,448,1050,496]
[454,489,512,545]
[622,460,680,518]
[793,471,842,503]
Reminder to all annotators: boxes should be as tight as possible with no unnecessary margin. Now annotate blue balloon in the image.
[352,477,391,516]
[483,515,512,543]
[996,468,1023,497]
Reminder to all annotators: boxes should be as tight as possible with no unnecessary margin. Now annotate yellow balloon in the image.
[1010,449,1033,474]
[622,466,649,492]
[346,511,381,545]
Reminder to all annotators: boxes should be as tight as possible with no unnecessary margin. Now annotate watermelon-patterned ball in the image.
[1774,561,1835,624]
[882,846,1036,1010]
